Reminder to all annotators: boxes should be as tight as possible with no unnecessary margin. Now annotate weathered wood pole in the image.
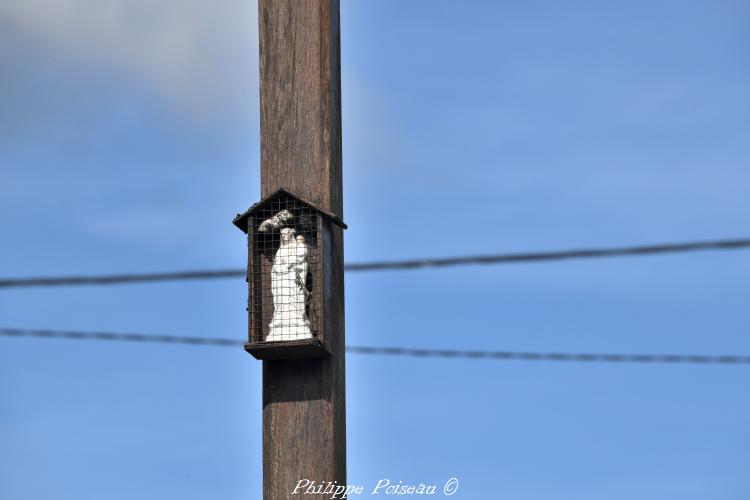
[257,1,345,499]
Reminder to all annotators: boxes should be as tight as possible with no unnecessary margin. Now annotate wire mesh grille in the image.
[249,194,321,343]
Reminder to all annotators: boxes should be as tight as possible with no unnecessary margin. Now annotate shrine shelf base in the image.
[244,337,332,360]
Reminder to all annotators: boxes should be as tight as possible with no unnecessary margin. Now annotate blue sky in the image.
[1,0,749,498]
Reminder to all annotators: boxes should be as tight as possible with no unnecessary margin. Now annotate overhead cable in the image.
[2,328,748,366]
[2,237,749,289]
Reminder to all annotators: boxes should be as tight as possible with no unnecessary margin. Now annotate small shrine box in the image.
[233,188,347,360]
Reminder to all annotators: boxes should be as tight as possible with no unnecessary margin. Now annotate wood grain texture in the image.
[258,1,345,499]
[259,0,343,217]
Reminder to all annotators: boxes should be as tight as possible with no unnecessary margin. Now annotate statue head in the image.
[280,227,296,245]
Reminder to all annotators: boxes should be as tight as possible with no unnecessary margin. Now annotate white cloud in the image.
[1,0,259,115]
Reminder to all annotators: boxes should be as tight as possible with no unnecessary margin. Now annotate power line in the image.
[0,327,241,347]
[345,237,750,271]
[2,327,749,365]
[0,269,244,289]
[1,237,749,289]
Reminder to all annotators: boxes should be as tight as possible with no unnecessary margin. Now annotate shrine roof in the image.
[233,187,348,233]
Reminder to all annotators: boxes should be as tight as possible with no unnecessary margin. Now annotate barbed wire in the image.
[1,237,748,289]
[2,328,748,365]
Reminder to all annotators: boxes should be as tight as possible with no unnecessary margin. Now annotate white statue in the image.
[266,227,312,341]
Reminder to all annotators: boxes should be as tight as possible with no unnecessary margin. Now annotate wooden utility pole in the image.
[257,1,345,498]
